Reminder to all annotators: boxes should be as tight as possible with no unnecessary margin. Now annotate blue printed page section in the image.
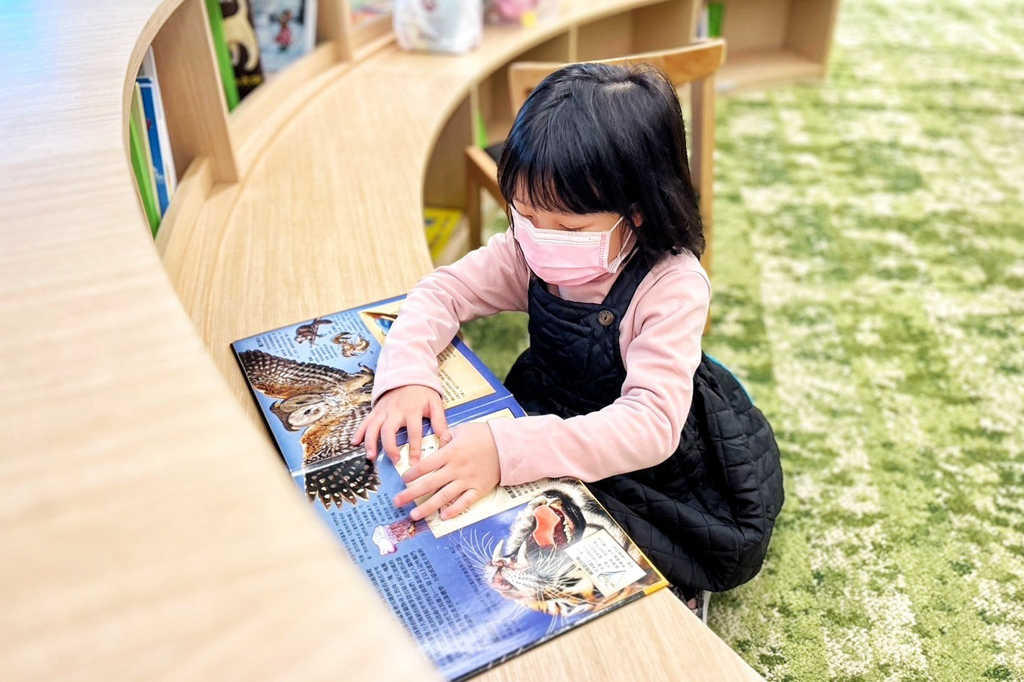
[233,298,666,678]
[297,436,665,680]
[232,296,512,480]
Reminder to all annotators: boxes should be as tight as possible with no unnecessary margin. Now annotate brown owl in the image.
[238,349,379,509]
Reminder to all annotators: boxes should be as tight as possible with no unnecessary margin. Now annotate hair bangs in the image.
[498,95,617,216]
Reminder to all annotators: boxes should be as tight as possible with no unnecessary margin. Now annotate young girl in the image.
[352,62,783,619]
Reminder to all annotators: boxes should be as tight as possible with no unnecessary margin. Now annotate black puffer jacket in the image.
[585,355,784,591]
[505,254,784,592]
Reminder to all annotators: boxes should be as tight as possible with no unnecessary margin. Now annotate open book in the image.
[232,296,667,680]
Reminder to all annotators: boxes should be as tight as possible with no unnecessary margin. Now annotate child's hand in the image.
[394,422,500,521]
[351,385,451,465]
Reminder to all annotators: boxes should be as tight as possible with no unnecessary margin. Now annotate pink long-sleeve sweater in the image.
[371,228,711,486]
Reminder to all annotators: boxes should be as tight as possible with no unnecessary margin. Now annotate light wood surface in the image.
[159,1,760,679]
[717,49,824,93]
[0,1,432,679]
[0,0,767,679]
[715,0,839,92]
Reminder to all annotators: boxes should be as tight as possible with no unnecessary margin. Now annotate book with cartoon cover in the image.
[232,295,668,680]
[250,0,318,75]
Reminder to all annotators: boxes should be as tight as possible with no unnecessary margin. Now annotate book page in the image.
[359,300,496,409]
[394,409,553,538]
[232,296,667,680]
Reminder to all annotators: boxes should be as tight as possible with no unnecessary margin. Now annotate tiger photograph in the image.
[465,481,664,619]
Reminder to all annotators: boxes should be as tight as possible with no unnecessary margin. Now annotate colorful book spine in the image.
[707,1,725,38]
[206,0,241,110]
[219,0,265,99]
[139,48,177,196]
[136,78,171,216]
[128,85,161,236]
[424,207,464,263]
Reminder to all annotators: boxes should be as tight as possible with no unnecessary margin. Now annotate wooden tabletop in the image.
[0,0,761,679]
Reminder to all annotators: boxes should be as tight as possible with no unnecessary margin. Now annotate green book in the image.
[707,2,725,38]
[206,0,240,110]
[129,87,161,236]
[475,108,489,149]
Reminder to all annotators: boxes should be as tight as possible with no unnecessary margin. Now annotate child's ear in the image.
[629,206,644,228]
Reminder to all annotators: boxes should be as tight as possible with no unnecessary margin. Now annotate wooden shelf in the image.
[2,0,436,679]
[715,0,839,91]
[575,0,698,61]
[477,30,573,146]
[717,47,825,92]
[229,41,350,172]
[23,0,836,677]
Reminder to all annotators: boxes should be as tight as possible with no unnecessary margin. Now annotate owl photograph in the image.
[237,349,379,509]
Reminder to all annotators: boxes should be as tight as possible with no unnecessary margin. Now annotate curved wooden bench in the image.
[1,0,765,678]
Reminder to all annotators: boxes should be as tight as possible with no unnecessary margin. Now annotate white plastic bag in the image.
[393,0,483,55]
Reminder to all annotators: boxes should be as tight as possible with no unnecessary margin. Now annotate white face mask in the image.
[511,208,630,286]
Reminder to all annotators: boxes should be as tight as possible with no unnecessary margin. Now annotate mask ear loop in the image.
[508,209,541,283]
[605,216,634,271]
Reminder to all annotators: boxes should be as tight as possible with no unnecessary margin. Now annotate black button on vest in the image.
[505,254,648,418]
[504,253,785,593]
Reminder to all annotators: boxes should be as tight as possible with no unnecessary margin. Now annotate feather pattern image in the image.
[238,349,379,508]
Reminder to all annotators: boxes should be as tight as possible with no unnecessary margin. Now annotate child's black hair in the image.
[497,62,705,269]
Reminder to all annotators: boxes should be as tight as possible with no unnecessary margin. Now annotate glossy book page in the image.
[232,296,668,680]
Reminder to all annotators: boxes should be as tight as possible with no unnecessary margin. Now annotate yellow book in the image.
[423,206,464,263]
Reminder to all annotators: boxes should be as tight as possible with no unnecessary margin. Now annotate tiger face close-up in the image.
[485,481,658,618]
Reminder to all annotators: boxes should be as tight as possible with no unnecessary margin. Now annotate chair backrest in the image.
[508,40,725,112]
[506,39,726,275]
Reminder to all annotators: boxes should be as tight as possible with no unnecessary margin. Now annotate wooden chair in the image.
[464,39,726,283]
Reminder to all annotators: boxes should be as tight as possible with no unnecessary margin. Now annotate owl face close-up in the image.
[275,393,331,429]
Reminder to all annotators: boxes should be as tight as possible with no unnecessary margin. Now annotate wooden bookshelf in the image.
[148,3,768,682]
[576,0,699,61]
[2,0,432,679]
[0,0,841,677]
[476,31,573,146]
[715,0,840,92]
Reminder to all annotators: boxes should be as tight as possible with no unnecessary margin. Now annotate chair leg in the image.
[466,182,482,252]
[465,152,483,251]
[692,76,716,336]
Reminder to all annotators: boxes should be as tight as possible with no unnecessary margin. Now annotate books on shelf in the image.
[128,84,161,237]
[138,50,177,217]
[207,0,319,105]
[218,0,266,98]
[129,48,176,236]
[206,0,241,109]
[251,0,318,74]
[424,206,465,264]
[703,1,724,39]
[232,296,668,681]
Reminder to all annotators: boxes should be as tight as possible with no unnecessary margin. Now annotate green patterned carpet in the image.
[462,0,1024,678]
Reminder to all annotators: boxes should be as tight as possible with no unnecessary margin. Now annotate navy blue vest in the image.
[505,254,784,592]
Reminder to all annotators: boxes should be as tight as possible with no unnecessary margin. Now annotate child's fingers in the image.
[402,448,448,484]
[439,489,477,521]
[410,482,463,521]
[406,412,424,465]
[394,466,450,507]
[352,409,372,446]
[381,416,403,464]
[361,412,385,460]
[428,399,452,444]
